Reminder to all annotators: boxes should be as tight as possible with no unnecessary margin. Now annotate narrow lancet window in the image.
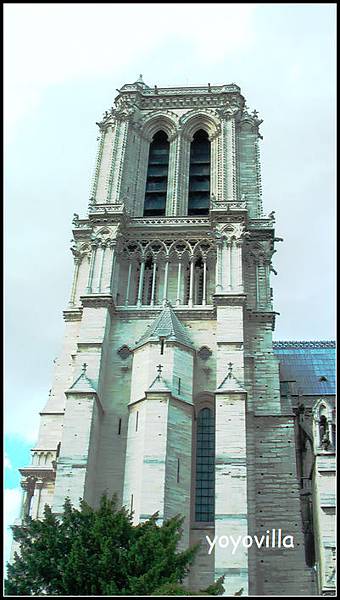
[188,129,210,216]
[144,131,169,216]
[195,407,215,522]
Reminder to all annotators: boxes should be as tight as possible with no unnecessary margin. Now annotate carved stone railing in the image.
[30,448,58,468]
[88,203,125,215]
[248,218,274,229]
[210,201,246,211]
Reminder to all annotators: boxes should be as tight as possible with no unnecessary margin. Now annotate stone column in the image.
[188,257,195,308]
[224,240,232,291]
[69,255,81,306]
[215,240,223,293]
[93,125,115,203]
[162,258,169,305]
[133,134,151,216]
[137,259,146,307]
[178,133,192,216]
[166,132,180,216]
[32,479,44,519]
[96,242,107,293]
[255,261,259,309]
[150,260,157,306]
[176,259,182,306]
[234,240,244,292]
[264,260,270,306]
[223,115,237,203]
[202,258,207,306]
[86,241,98,294]
[125,260,132,305]
[20,478,35,518]
[90,128,105,202]
[106,240,117,294]
[107,117,130,204]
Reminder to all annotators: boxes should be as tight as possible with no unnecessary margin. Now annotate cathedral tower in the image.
[16,78,316,595]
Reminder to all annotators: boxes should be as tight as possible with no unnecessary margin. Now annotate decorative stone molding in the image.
[117,236,216,261]
[179,109,221,140]
[130,216,211,227]
[140,110,179,141]
[115,306,216,320]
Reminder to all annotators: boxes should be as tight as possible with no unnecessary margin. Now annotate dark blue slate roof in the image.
[273,341,336,396]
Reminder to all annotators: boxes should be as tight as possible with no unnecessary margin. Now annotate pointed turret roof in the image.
[68,364,97,394]
[216,363,246,394]
[134,304,194,350]
[147,373,171,393]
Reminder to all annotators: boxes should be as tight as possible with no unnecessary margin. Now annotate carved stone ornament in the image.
[117,345,132,360]
[215,222,249,242]
[197,346,212,360]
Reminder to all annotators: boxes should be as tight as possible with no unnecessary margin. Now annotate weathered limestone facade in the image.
[15,79,323,595]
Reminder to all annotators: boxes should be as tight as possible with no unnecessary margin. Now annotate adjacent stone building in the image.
[14,78,335,595]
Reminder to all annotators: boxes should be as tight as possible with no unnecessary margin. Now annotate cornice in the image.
[246,309,279,330]
[19,466,56,481]
[213,294,247,307]
[105,82,246,121]
[248,218,275,232]
[80,294,116,314]
[63,308,83,322]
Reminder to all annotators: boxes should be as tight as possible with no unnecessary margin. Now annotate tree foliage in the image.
[5,496,224,596]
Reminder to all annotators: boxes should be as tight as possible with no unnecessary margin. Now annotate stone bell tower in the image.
[15,77,315,596]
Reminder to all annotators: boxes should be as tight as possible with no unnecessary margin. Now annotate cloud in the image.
[4,453,12,470]
[4,488,22,569]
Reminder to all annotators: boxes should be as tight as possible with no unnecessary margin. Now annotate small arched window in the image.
[144,131,169,216]
[195,407,215,522]
[188,129,210,216]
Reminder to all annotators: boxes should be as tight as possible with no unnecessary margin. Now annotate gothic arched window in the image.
[188,129,210,216]
[144,131,169,216]
[195,407,215,522]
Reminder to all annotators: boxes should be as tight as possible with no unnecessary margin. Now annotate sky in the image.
[4,3,336,567]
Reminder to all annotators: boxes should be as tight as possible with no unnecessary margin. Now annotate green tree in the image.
[5,496,224,596]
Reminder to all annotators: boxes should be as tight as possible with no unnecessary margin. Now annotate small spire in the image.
[82,363,88,374]
[137,74,144,83]
[227,362,233,379]
[156,364,163,377]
